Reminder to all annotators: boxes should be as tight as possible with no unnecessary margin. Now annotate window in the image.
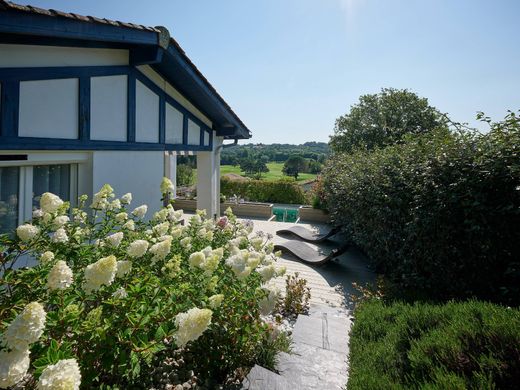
[32,164,71,210]
[0,161,78,236]
[0,167,19,235]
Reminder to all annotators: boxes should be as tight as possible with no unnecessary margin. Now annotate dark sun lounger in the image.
[273,241,350,266]
[276,225,341,243]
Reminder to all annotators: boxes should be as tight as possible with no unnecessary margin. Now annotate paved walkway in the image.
[242,218,375,389]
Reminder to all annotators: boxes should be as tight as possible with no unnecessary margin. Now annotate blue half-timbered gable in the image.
[0,1,251,234]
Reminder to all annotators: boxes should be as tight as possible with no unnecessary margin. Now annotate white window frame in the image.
[0,152,87,225]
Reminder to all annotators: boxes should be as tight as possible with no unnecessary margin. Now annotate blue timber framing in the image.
[0,65,214,151]
[0,4,251,140]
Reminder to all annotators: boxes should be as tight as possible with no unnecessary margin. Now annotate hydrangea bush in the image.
[0,178,286,388]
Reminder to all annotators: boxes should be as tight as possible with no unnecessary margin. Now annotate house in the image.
[0,1,251,235]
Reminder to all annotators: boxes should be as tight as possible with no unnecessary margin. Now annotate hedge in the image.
[220,177,307,205]
[323,114,520,305]
[348,299,520,389]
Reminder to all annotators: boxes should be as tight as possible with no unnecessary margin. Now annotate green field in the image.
[220,162,316,182]
[188,162,317,184]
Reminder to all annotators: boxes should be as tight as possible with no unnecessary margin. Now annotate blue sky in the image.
[20,0,520,144]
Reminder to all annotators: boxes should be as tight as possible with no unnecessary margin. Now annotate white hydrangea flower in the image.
[90,184,114,210]
[225,251,252,280]
[105,232,124,248]
[109,198,121,210]
[174,307,212,348]
[153,208,169,222]
[51,228,68,243]
[188,251,205,269]
[47,261,73,291]
[276,266,287,277]
[40,192,64,214]
[180,237,192,249]
[250,237,264,251]
[121,192,132,205]
[116,260,132,277]
[3,302,46,351]
[115,212,128,223]
[257,264,277,282]
[153,221,170,236]
[167,207,183,222]
[32,208,44,219]
[83,255,117,293]
[208,294,224,309]
[0,349,30,389]
[37,359,81,390]
[52,215,70,230]
[112,287,128,299]
[149,237,172,261]
[160,177,175,195]
[123,219,135,231]
[127,240,149,258]
[259,283,281,315]
[171,227,183,239]
[190,214,202,226]
[16,224,40,242]
[40,251,55,264]
[132,205,148,219]
[72,210,86,224]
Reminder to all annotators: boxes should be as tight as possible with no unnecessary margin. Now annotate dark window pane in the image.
[0,167,19,235]
[33,165,70,210]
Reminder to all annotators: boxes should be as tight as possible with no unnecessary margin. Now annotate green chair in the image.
[285,208,298,223]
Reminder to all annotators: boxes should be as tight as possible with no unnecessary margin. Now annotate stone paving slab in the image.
[276,342,348,389]
[292,312,350,354]
[242,365,289,390]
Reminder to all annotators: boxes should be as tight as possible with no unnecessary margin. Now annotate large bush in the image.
[324,112,520,304]
[0,180,287,388]
[348,299,520,389]
[221,177,307,204]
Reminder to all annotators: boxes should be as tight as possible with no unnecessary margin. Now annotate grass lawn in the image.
[220,162,317,182]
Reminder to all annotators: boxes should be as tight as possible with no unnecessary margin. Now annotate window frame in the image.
[0,152,83,226]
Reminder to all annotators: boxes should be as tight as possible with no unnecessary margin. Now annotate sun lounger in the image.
[273,241,350,265]
[276,225,341,243]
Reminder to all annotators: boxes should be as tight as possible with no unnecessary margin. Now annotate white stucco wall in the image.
[187,119,200,145]
[90,75,128,142]
[136,65,212,128]
[19,78,79,139]
[165,103,183,144]
[135,80,159,143]
[0,44,129,67]
[91,151,164,215]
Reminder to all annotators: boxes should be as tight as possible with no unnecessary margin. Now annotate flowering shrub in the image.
[0,180,287,388]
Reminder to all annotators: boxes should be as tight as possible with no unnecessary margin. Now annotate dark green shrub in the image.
[324,112,520,304]
[177,164,194,186]
[220,177,307,204]
[348,299,520,390]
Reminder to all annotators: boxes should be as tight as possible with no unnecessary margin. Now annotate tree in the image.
[239,158,269,179]
[329,88,446,154]
[282,155,307,180]
[177,164,194,186]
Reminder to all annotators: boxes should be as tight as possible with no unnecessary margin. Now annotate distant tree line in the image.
[220,142,329,165]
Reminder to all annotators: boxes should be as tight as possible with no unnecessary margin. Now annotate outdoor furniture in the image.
[276,225,341,243]
[273,241,350,266]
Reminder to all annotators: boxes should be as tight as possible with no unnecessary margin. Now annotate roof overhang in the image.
[0,1,251,140]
